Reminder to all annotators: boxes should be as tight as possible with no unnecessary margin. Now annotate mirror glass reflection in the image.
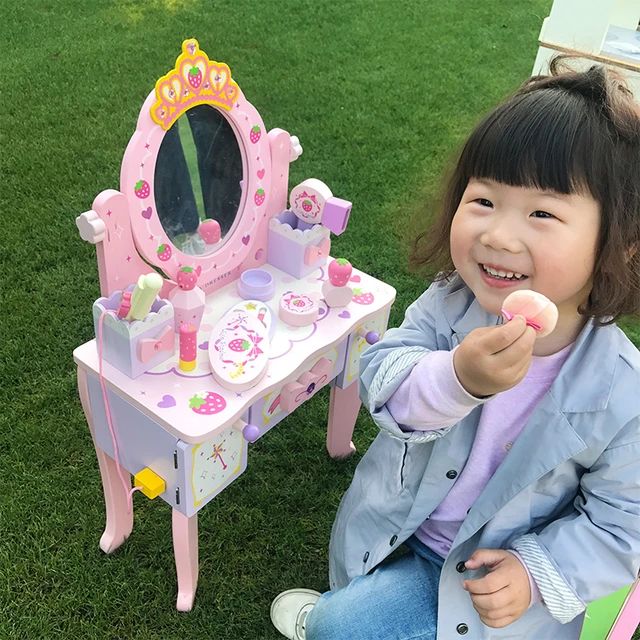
[154,104,244,256]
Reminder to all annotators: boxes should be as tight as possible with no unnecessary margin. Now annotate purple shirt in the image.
[387,344,572,607]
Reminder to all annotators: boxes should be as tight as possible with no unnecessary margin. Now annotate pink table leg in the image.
[607,579,640,639]
[326,382,360,458]
[77,367,133,553]
[173,509,199,612]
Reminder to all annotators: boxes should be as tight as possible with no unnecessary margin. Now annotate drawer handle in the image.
[281,357,333,413]
[357,328,380,344]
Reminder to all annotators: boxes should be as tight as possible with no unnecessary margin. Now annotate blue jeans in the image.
[305,536,444,640]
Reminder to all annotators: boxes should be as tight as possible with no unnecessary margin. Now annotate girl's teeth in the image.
[482,265,526,280]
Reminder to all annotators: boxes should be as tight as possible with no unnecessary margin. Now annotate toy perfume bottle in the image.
[169,266,206,330]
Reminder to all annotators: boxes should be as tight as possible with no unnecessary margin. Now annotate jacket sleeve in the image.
[359,280,481,442]
[510,430,640,624]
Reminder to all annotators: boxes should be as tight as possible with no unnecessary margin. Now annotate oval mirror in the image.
[154,104,244,256]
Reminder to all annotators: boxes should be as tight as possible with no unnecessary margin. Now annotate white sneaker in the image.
[270,588,322,639]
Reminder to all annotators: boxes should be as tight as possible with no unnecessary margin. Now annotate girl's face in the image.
[450,179,600,326]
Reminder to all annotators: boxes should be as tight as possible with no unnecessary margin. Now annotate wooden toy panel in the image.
[334,307,391,389]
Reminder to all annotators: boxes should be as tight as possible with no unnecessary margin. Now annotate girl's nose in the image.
[480,223,523,254]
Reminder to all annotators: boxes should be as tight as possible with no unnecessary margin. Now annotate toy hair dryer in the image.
[126,273,163,321]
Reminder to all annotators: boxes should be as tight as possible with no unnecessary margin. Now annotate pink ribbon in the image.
[305,237,331,265]
[138,326,175,362]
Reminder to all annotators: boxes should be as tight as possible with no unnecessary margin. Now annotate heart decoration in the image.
[141,207,152,219]
[157,395,177,409]
[242,235,251,245]
[338,310,351,319]
[257,169,265,180]
[210,66,229,91]
[198,341,209,350]
[350,275,361,283]
[318,308,325,316]
[160,78,182,103]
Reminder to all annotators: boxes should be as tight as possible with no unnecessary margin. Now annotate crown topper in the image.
[151,39,240,130]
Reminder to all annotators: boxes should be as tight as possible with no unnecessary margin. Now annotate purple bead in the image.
[365,331,380,344]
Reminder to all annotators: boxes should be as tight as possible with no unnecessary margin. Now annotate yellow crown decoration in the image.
[151,39,240,130]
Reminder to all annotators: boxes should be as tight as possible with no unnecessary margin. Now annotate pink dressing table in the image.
[74,40,396,611]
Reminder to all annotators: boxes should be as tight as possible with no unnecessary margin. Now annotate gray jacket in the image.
[329,274,640,639]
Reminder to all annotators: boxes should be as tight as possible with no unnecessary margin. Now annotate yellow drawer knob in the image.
[134,468,166,499]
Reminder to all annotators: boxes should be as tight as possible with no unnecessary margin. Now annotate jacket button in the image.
[363,551,370,563]
[390,535,398,546]
[456,623,469,635]
[456,561,467,573]
[446,470,458,479]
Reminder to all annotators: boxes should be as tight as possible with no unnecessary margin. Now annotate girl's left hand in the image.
[461,549,531,628]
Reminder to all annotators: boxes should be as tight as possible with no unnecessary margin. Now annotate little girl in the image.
[271,58,640,640]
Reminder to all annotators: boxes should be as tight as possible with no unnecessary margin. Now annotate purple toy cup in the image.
[237,269,275,301]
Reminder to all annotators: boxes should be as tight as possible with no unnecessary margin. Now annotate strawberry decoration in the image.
[229,338,251,353]
[134,180,150,199]
[254,188,265,206]
[352,288,374,305]
[177,265,201,290]
[302,199,313,212]
[188,66,202,89]
[189,391,227,415]
[329,258,353,287]
[157,243,172,261]
[250,126,261,144]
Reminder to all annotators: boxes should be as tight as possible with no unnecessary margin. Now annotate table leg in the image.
[77,367,134,553]
[326,382,360,458]
[173,509,199,612]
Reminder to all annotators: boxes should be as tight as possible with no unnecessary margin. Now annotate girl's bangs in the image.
[460,90,600,197]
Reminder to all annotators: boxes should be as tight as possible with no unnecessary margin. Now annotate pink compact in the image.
[502,290,558,338]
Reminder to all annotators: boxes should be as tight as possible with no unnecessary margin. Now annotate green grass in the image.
[2,1,639,638]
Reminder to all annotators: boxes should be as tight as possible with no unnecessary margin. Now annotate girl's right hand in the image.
[453,316,536,398]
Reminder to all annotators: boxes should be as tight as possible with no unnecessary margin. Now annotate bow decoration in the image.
[138,326,175,363]
[305,237,331,266]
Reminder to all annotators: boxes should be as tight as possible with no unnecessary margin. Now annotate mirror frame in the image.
[122,39,271,291]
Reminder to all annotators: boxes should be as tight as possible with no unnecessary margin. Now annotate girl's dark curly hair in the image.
[413,56,640,325]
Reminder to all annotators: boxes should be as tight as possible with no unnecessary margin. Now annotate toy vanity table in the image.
[74,40,396,611]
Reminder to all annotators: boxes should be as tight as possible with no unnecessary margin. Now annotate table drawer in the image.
[247,340,347,438]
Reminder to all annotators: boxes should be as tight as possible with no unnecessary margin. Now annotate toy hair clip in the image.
[117,290,133,318]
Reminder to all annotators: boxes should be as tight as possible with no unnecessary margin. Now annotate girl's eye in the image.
[475,198,493,208]
[530,210,556,219]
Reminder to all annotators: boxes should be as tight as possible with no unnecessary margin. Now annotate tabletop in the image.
[74,260,396,443]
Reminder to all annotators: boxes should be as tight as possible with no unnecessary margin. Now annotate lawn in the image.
[2,1,639,638]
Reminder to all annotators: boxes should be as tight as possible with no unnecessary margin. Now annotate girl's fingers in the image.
[469,588,514,611]
[482,316,528,355]
[492,325,536,370]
